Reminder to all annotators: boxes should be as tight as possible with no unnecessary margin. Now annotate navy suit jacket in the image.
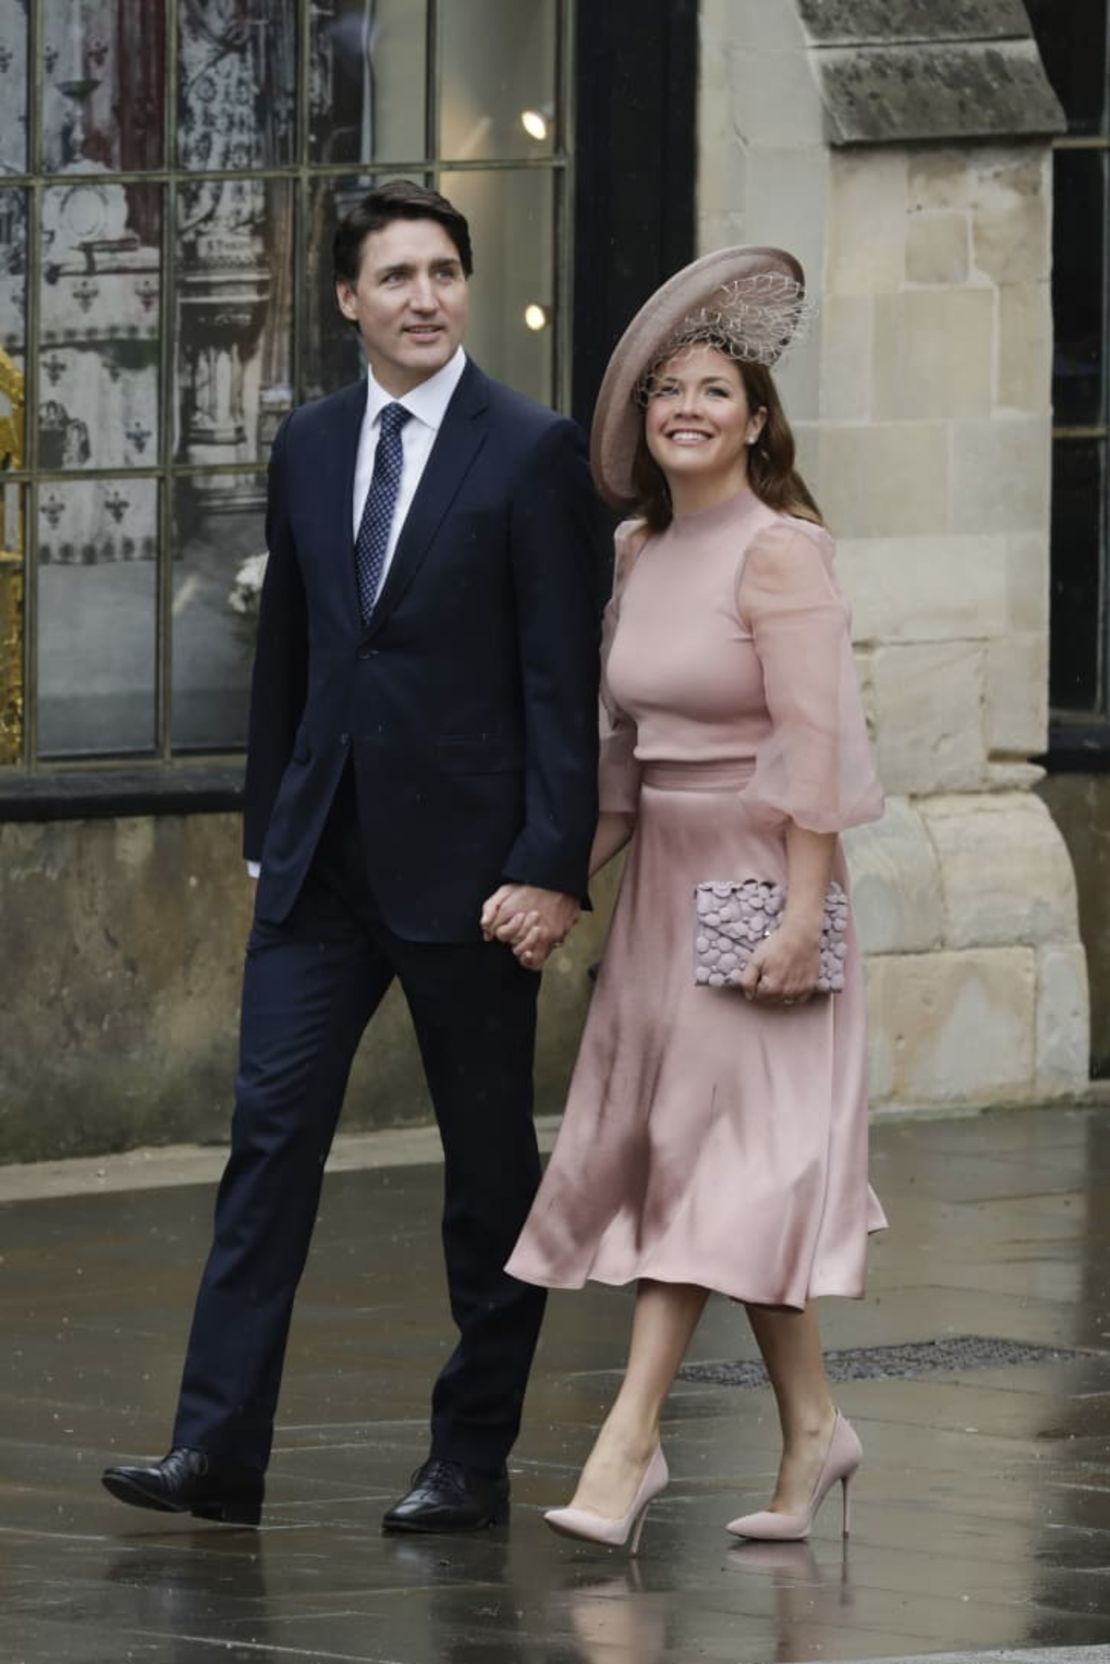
[243,359,609,942]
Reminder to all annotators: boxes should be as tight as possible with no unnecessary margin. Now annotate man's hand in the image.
[480,885,580,971]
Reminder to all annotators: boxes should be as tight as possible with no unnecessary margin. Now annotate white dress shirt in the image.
[248,347,468,880]
[352,346,468,583]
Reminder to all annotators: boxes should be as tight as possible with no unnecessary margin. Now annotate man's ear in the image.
[336,281,358,322]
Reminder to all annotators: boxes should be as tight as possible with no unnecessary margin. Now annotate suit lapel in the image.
[362,361,490,641]
[321,379,367,626]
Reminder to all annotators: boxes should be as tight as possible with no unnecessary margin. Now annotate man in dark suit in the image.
[101,181,607,1533]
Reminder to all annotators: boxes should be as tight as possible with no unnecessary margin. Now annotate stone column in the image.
[699,0,1087,1108]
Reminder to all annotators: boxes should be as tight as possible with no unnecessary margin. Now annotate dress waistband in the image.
[641,759,756,791]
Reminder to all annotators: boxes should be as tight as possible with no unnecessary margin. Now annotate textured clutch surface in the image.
[694,879,849,993]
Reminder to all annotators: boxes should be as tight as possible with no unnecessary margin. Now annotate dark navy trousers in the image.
[172,769,546,1475]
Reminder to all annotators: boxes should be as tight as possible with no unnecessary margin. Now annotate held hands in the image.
[480,885,581,971]
[738,918,822,1006]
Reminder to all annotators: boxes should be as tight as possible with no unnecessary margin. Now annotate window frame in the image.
[1039,6,1110,767]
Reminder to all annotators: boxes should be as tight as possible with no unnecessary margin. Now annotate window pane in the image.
[175,179,294,468]
[438,0,558,161]
[1052,150,1107,428]
[1049,439,1105,713]
[40,182,161,470]
[42,0,164,173]
[1025,0,1108,137]
[311,0,427,164]
[439,169,555,404]
[178,1,295,171]
[37,478,158,756]
[172,473,261,752]
[0,189,27,466]
[0,0,29,173]
[0,481,24,765]
[303,174,373,402]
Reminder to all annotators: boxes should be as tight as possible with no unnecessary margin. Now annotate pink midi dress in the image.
[506,486,887,1308]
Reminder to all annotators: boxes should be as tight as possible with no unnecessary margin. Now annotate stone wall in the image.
[699,0,1088,1107]
[0,814,618,1163]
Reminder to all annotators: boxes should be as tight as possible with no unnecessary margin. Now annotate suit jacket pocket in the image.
[434,735,523,774]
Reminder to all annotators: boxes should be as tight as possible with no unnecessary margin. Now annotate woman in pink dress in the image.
[496,247,886,1550]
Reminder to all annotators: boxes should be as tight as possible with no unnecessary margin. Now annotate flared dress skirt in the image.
[506,759,887,1309]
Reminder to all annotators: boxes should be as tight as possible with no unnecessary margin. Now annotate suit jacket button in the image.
[339,732,350,746]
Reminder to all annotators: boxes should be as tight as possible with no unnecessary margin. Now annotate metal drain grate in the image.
[677,1335,1095,1389]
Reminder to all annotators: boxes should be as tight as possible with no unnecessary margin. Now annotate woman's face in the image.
[643,343,765,485]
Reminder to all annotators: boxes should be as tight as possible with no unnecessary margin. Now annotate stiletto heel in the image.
[841,1473,851,1537]
[726,1411,862,1543]
[545,1446,668,1554]
[628,1504,650,1555]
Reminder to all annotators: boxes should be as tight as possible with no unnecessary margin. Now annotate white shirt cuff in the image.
[246,861,261,879]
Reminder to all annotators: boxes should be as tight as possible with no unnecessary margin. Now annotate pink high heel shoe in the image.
[544,1446,669,1554]
[726,1411,861,1542]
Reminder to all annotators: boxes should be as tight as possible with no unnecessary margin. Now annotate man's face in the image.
[336,217,469,394]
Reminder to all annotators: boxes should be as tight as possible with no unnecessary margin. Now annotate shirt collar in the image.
[364,347,468,432]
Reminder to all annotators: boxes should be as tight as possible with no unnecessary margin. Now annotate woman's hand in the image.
[737,920,821,1005]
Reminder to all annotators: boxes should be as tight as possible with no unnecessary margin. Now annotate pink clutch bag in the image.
[694,879,849,993]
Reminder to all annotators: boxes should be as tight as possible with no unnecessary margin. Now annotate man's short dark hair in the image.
[333,180,474,286]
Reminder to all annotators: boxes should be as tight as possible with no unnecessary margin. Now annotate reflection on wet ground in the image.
[2,1104,1110,1662]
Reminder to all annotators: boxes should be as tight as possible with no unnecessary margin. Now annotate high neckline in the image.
[669,483,758,532]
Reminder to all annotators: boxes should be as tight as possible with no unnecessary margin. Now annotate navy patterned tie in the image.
[354,401,412,624]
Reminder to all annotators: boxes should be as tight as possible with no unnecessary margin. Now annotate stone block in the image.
[1005,532,1049,635]
[835,535,1009,646]
[870,641,986,795]
[1035,943,1090,1092]
[827,151,908,294]
[844,798,944,955]
[728,45,827,149]
[996,280,1053,411]
[775,334,821,425]
[865,947,1036,1106]
[698,212,748,257]
[906,210,970,285]
[872,287,995,420]
[984,633,1047,756]
[950,416,1051,537]
[909,149,971,212]
[853,645,879,738]
[970,150,1052,284]
[819,294,874,421]
[797,1,1034,44]
[920,793,1079,951]
[817,422,950,539]
[698,52,746,222]
[705,0,807,51]
[816,41,1063,148]
[744,147,829,302]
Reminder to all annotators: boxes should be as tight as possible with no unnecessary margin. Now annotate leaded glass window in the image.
[0,0,569,771]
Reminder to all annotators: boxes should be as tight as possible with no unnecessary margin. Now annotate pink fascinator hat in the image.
[590,245,811,509]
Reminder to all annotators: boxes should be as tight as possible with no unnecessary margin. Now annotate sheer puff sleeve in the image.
[598,519,647,817]
[737,519,883,834]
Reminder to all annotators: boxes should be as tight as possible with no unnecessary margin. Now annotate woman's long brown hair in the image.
[630,353,823,535]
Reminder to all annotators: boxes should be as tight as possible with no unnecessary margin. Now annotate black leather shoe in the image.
[101,1447,264,1526]
[382,1457,510,1534]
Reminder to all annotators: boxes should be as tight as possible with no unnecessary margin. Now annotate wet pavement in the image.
[2,1103,1110,1663]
